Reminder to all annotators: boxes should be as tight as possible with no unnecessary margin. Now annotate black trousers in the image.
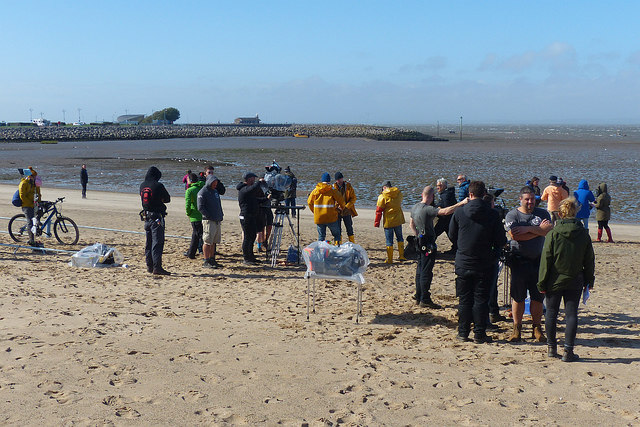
[187,221,203,258]
[240,215,258,261]
[144,215,165,271]
[545,288,582,349]
[81,182,87,197]
[415,249,437,302]
[456,268,492,338]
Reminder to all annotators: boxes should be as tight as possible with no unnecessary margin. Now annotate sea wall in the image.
[0,124,442,142]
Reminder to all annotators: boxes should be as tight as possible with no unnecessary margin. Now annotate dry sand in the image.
[1,183,639,425]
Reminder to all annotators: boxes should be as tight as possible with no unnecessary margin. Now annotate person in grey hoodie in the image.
[197,175,224,268]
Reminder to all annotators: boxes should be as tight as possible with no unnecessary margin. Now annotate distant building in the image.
[117,114,145,124]
[234,114,261,125]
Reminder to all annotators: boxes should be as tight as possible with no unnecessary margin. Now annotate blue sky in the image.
[1,1,638,124]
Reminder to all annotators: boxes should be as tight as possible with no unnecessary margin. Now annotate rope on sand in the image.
[0,242,77,254]
[0,217,189,240]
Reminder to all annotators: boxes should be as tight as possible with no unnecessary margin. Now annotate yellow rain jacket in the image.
[333,181,358,217]
[18,177,41,208]
[307,182,345,224]
[375,187,405,228]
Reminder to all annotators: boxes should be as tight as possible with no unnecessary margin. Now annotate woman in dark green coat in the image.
[538,197,595,362]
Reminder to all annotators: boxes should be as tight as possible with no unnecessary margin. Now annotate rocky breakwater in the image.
[0,124,442,142]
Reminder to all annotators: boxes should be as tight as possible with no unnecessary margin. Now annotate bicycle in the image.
[9,197,79,245]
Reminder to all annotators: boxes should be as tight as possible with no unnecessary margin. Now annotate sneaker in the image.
[243,260,257,266]
[203,259,219,269]
[183,252,196,259]
[562,350,579,362]
[548,346,559,358]
[419,299,442,309]
[456,335,472,343]
[152,268,170,276]
[474,334,493,344]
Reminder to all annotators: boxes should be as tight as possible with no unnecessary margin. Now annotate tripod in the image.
[267,205,298,267]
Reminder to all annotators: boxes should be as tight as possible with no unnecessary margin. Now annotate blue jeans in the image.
[579,217,589,229]
[340,215,354,237]
[384,225,403,246]
[317,220,341,242]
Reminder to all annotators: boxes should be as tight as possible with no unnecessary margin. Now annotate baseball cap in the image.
[243,172,257,180]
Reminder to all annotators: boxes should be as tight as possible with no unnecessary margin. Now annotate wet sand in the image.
[1,184,639,425]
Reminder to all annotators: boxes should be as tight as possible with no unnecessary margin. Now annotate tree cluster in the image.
[140,107,180,124]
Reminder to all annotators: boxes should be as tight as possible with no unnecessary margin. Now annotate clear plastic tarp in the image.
[69,243,124,268]
[302,241,369,283]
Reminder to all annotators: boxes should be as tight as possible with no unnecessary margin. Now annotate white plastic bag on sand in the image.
[302,241,369,282]
[69,243,124,268]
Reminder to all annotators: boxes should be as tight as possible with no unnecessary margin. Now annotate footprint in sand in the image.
[115,406,141,418]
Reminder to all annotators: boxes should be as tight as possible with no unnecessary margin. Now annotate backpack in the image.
[12,190,22,207]
[140,186,153,209]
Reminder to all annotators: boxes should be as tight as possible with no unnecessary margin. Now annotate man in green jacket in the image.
[185,172,205,259]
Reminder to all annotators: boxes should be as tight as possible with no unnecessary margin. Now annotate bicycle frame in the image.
[36,200,62,238]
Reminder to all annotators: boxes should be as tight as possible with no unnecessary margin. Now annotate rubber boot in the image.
[385,246,394,264]
[335,240,341,246]
[397,241,407,261]
[562,346,579,362]
[532,324,546,342]
[605,227,614,243]
[348,235,355,243]
[548,345,558,358]
[507,323,522,343]
[596,228,602,242]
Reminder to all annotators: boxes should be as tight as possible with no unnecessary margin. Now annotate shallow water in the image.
[1,125,638,222]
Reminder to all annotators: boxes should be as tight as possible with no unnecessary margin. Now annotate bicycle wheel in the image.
[8,214,29,242]
[53,216,79,245]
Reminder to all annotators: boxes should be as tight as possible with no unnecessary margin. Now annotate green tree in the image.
[140,107,180,124]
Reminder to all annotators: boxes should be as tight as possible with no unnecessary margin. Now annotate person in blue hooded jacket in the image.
[573,179,595,229]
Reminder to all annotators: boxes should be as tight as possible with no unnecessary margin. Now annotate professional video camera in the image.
[487,187,508,220]
[262,160,293,205]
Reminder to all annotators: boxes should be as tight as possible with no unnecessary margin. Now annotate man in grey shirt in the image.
[504,186,553,343]
[409,185,467,309]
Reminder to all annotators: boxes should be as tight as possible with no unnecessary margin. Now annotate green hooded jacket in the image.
[594,182,611,222]
[185,180,205,222]
[537,218,595,294]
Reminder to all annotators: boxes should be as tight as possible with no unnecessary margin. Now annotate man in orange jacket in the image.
[333,171,358,243]
[308,172,346,243]
[374,181,406,263]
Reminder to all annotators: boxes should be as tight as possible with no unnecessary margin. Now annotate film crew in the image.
[434,178,457,255]
[308,172,345,243]
[80,164,88,199]
[409,185,467,309]
[538,197,595,362]
[197,174,224,269]
[201,165,226,195]
[334,171,358,243]
[140,166,171,275]
[18,167,41,246]
[257,165,277,252]
[237,172,267,265]
[456,174,470,202]
[449,181,507,343]
[184,172,205,259]
[374,181,406,264]
[283,166,298,218]
[541,175,569,223]
[505,186,553,343]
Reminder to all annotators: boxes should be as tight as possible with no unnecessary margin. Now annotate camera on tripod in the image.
[263,160,293,207]
[487,186,508,220]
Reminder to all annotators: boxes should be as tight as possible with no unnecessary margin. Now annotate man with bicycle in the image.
[18,167,41,246]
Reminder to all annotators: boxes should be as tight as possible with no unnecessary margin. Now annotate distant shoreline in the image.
[0,124,445,143]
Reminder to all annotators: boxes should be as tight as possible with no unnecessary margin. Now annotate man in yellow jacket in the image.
[374,181,406,263]
[308,172,346,243]
[18,167,42,246]
[333,171,357,243]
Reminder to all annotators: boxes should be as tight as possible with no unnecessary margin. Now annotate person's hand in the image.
[374,221,380,228]
[510,226,525,236]
[539,219,553,233]
[462,197,469,204]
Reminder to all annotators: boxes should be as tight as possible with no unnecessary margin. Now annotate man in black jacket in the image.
[434,178,457,253]
[449,181,507,343]
[237,172,267,265]
[140,166,171,275]
[80,164,88,198]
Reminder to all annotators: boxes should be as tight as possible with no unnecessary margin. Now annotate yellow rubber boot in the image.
[348,235,355,243]
[398,241,407,261]
[385,246,394,264]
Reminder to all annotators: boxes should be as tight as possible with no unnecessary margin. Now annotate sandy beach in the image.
[1,183,639,425]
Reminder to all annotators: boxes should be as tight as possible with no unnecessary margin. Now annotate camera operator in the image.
[140,166,171,275]
[237,172,267,265]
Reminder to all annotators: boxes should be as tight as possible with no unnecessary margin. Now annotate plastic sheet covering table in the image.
[304,271,365,323]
